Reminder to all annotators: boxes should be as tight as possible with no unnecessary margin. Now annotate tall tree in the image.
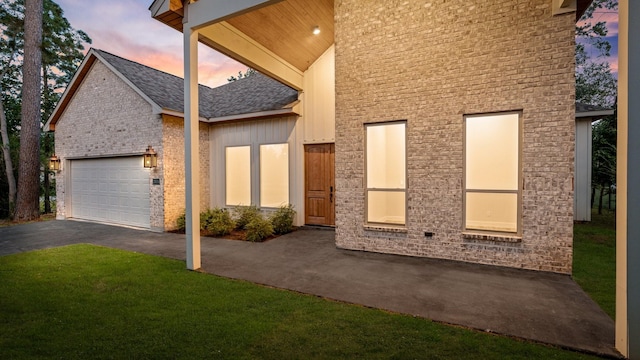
[38,0,90,213]
[0,0,23,214]
[0,0,91,218]
[575,0,618,108]
[13,0,42,221]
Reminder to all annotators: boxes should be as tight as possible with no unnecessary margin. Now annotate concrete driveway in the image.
[0,220,619,357]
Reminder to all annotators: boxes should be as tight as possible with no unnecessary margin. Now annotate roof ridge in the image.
[92,48,214,91]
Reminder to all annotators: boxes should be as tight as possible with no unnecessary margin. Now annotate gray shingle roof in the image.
[209,72,299,118]
[94,49,297,119]
[575,102,611,113]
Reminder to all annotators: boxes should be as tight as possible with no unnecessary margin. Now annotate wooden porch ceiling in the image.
[226,0,334,72]
[151,0,334,73]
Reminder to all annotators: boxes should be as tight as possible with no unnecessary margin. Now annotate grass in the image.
[573,209,616,319]
[0,244,601,359]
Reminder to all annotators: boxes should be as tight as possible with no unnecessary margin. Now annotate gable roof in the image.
[45,48,299,131]
[94,49,217,118]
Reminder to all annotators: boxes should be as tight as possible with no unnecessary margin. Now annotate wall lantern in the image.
[49,155,61,171]
[144,145,157,168]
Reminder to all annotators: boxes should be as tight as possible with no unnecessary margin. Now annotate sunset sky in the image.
[577,7,619,76]
[56,0,246,88]
[56,0,620,87]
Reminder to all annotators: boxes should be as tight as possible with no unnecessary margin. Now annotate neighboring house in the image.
[45,48,300,231]
[574,102,615,222]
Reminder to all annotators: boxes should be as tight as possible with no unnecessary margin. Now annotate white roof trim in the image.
[45,49,163,131]
[160,108,208,122]
[206,108,297,123]
[149,0,170,17]
[44,50,96,131]
[576,109,615,118]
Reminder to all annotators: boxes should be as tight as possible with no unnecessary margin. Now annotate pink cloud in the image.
[56,0,246,87]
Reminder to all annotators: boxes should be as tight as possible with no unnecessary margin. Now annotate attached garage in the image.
[69,157,151,229]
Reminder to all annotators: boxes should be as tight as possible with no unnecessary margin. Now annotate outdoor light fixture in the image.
[49,155,61,171]
[312,26,320,35]
[143,145,157,168]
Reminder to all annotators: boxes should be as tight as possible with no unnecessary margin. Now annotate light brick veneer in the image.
[334,0,575,273]
[54,60,165,231]
[162,115,210,230]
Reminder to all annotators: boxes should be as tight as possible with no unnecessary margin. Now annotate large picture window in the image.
[366,122,406,225]
[464,113,521,233]
[260,143,289,208]
[225,146,251,206]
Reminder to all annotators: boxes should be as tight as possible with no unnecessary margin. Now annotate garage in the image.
[69,157,151,228]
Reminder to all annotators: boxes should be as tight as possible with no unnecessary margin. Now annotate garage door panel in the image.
[70,157,151,228]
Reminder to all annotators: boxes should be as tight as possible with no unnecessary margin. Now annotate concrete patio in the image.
[0,220,619,358]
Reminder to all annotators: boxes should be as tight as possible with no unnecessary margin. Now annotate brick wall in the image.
[162,115,210,230]
[334,0,575,273]
[54,59,164,230]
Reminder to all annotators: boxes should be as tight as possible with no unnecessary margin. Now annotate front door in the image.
[304,143,335,226]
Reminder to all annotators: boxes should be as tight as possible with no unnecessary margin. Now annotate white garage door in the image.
[70,157,151,228]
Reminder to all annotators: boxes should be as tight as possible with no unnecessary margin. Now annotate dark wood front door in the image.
[304,143,335,226]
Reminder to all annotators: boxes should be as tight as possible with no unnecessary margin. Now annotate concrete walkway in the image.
[0,220,618,357]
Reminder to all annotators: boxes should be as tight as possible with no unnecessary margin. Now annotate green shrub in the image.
[270,204,296,234]
[176,212,186,231]
[232,205,261,230]
[245,214,274,242]
[201,208,235,236]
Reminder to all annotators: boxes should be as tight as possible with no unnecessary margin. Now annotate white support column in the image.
[184,24,201,270]
[617,1,639,358]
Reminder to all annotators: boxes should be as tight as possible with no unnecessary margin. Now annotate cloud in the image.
[56,0,246,87]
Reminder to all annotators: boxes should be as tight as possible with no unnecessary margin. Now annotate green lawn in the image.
[573,209,617,319]
[0,244,601,359]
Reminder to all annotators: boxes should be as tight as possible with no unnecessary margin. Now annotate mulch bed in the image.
[169,227,296,242]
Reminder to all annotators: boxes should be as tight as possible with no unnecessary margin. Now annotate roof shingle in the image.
[94,49,298,119]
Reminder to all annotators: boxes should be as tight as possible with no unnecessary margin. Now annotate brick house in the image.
[146,0,597,275]
[45,49,299,231]
[50,0,593,274]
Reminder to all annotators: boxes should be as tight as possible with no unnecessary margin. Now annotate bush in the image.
[201,208,235,236]
[245,214,274,242]
[232,205,261,230]
[176,212,186,231]
[270,204,296,234]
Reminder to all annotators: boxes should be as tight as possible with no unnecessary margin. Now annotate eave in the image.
[576,109,615,118]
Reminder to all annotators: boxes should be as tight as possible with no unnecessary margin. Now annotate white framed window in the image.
[225,146,251,206]
[260,143,289,208]
[464,112,521,233]
[365,121,406,225]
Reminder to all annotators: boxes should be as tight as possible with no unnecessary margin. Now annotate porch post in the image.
[616,0,639,358]
[183,23,201,270]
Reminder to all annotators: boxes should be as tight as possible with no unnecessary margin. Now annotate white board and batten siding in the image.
[302,45,335,144]
[209,45,335,226]
[574,119,592,222]
[69,157,151,228]
[209,116,305,225]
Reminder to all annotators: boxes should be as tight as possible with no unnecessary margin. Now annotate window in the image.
[464,113,521,233]
[365,122,406,225]
[226,146,251,206]
[260,143,289,207]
